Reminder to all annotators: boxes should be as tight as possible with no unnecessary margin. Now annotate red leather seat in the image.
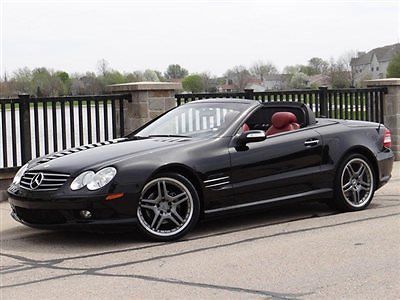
[266,112,300,136]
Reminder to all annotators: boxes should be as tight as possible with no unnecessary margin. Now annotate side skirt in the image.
[204,188,332,214]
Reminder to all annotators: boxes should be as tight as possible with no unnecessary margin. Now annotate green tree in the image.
[308,57,329,75]
[289,72,309,89]
[31,68,65,96]
[250,61,278,81]
[143,69,160,81]
[55,71,71,94]
[70,72,103,95]
[100,70,126,86]
[164,64,189,80]
[126,71,144,82]
[199,72,217,92]
[224,65,251,91]
[329,60,351,88]
[182,74,204,92]
[387,51,400,77]
[56,71,69,83]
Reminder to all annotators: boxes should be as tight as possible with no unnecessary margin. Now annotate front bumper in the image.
[8,190,139,229]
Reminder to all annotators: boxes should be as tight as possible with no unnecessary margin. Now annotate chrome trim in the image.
[24,172,69,177]
[205,181,231,188]
[204,188,332,214]
[203,176,230,184]
[304,140,319,146]
[20,171,70,192]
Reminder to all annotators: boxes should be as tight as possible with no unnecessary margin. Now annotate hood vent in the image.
[36,138,128,164]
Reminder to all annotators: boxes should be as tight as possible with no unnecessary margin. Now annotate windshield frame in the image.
[126,100,259,139]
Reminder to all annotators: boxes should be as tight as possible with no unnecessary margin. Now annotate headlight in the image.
[70,171,95,190]
[87,167,117,191]
[13,163,29,185]
[71,167,117,191]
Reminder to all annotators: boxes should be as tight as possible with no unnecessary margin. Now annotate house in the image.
[350,43,400,86]
[307,74,331,88]
[218,74,291,92]
[261,74,291,90]
[217,80,236,92]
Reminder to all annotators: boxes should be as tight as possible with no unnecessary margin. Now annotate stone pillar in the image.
[366,78,400,160]
[106,82,182,135]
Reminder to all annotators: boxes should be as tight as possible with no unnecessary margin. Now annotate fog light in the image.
[80,210,92,219]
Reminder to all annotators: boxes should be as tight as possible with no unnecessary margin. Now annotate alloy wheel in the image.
[137,177,194,237]
[340,158,374,208]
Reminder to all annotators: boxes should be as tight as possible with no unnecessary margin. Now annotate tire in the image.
[332,153,376,211]
[136,172,200,241]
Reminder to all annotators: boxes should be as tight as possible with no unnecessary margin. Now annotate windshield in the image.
[135,102,251,138]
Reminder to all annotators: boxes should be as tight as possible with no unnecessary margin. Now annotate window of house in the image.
[371,67,374,72]
[376,66,379,71]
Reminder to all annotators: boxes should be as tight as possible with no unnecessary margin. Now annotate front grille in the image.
[19,171,70,192]
[14,207,66,224]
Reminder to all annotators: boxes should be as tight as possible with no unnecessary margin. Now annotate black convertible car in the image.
[8,99,394,241]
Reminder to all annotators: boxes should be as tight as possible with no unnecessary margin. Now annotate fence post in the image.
[366,79,400,161]
[244,89,254,100]
[18,94,32,164]
[319,86,328,117]
[106,82,182,133]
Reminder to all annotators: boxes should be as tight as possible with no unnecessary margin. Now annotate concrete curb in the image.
[0,162,399,203]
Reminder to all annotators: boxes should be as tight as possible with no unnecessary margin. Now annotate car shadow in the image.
[1,199,389,256]
[1,200,343,253]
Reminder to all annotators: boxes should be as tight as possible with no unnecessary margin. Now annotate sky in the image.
[1,0,399,77]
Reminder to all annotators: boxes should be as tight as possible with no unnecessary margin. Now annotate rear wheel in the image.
[333,154,376,211]
[136,173,200,241]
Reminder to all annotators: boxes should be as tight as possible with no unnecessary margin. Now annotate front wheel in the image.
[333,154,376,211]
[136,173,200,241]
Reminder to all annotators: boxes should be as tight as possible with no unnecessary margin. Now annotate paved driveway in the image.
[1,178,399,299]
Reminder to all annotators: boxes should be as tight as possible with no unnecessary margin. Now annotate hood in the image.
[28,137,193,175]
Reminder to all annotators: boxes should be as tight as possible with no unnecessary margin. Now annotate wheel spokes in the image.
[172,192,189,206]
[155,215,165,230]
[341,158,373,207]
[151,210,161,228]
[141,204,156,211]
[141,198,157,204]
[343,180,353,193]
[357,165,366,177]
[359,179,371,190]
[171,208,184,223]
[138,177,193,235]
[352,189,360,203]
[168,214,181,226]
[346,164,357,176]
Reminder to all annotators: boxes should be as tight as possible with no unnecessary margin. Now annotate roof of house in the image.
[262,74,291,81]
[218,83,236,90]
[350,43,400,66]
[308,74,331,86]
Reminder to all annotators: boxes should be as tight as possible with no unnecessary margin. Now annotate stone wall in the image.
[107,82,182,135]
[366,78,400,160]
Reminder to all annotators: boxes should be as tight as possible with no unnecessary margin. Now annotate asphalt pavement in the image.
[1,167,399,299]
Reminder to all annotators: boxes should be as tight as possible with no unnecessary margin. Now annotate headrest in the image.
[271,112,298,129]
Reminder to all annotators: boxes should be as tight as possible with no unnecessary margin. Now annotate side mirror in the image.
[237,130,266,145]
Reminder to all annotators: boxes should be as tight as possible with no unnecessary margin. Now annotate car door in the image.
[228,128,324,205]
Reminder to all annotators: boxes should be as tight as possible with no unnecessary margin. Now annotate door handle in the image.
[304,139,319,147]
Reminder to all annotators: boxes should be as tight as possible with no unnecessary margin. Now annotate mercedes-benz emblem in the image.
[30,173,44,190]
